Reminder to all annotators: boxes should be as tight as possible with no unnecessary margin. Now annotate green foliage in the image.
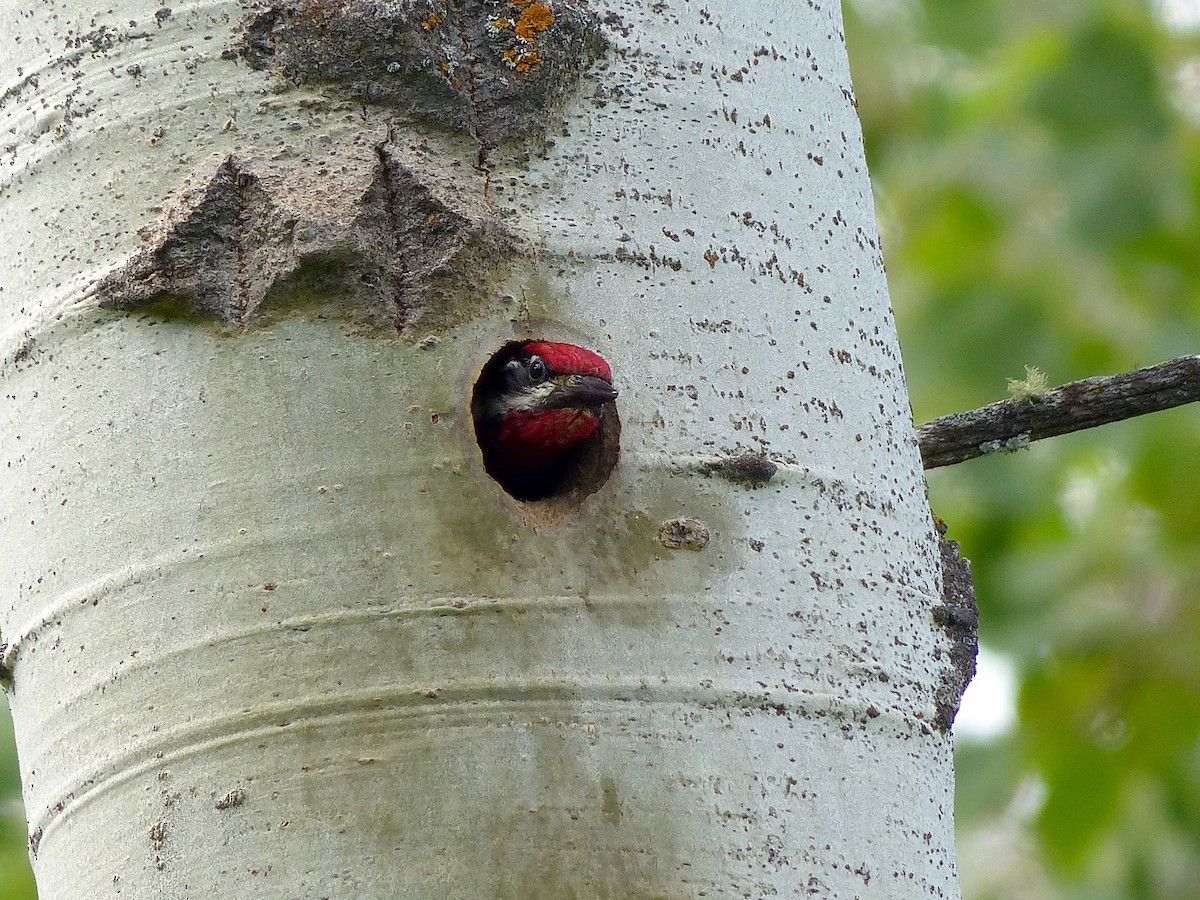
[0,698,33,900]
[848,0,1200,896]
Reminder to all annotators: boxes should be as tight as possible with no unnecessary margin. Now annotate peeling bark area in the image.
[931,520,979,734]
[93,136,513,331]
[238,0,607,146]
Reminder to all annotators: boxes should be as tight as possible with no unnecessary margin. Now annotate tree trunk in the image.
[0,1,962,897]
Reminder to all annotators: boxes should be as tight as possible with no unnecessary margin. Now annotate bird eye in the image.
[527,356,547,382]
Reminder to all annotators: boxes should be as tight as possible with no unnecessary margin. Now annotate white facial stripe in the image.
[503,379,558,411]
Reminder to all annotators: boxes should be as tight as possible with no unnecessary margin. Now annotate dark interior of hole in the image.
[471,339,620,503]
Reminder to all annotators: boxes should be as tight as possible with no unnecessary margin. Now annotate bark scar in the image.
[94,139,515,334]
[376,135,414,333]
[232,160,252,325]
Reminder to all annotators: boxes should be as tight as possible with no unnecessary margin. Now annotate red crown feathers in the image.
[521,341,613,381]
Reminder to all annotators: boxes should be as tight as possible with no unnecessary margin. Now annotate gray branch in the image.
[917,355,1200,469]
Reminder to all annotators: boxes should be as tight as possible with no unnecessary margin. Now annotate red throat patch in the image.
[495,408,602,470]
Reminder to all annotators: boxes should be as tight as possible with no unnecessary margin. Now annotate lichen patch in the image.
[236,1,607,146]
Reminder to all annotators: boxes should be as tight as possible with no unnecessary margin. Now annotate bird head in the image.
[473,340,618,499]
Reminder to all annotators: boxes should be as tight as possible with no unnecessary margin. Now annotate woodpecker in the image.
[473,340,618,500]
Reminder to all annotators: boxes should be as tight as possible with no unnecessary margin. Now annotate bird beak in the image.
[546,374,619,409]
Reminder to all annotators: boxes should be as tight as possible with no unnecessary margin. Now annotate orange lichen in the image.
[513,3,555,41]
[514,51,542,72]
[501,47,542,72]
[420,11,444,30]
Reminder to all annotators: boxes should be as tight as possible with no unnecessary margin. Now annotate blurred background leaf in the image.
[0,696,34,899]
[1,2,1198,898]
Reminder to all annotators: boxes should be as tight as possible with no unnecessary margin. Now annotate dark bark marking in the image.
[375,136,415,333]
[930,519,978,734]
[697,453,778,487]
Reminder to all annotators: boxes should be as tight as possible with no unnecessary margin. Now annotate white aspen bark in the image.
[1,1,963,897]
